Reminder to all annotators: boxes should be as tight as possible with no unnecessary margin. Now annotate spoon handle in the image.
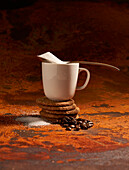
[70,61,120,71]
[38,57,120,71]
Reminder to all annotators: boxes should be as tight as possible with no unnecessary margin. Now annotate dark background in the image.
[0,0,129,94]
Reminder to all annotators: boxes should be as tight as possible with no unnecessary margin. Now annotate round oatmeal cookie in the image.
[41,114,79,124]
[36,96,75,106]
[40,107,80,115]
[38,103,77,111]
[40,111,78,119]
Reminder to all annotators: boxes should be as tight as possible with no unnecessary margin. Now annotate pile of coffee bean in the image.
[57,116,94,131]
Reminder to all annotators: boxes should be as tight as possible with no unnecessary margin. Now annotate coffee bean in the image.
[70,124,75,128]
[89,121,93,124]
[80,122,86,129]
[75,124,81,131]
[59,116,93,131]
[82,119,87,123]
[81,122,88,129]
[87,122,94,128]
[66,127,72,131]
[77,120,83,124]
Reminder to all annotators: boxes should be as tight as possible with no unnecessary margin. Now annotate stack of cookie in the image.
[36,96,80,123]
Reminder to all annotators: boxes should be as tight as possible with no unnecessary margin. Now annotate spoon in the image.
[37,52,120,71]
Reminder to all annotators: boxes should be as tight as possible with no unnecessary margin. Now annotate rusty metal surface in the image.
[0,0,129,169]
[1,71,129,170]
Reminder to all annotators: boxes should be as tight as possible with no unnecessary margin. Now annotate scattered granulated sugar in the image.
[16,116,50,127]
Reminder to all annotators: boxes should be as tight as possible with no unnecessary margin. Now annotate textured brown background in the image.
[0,0,129,169]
